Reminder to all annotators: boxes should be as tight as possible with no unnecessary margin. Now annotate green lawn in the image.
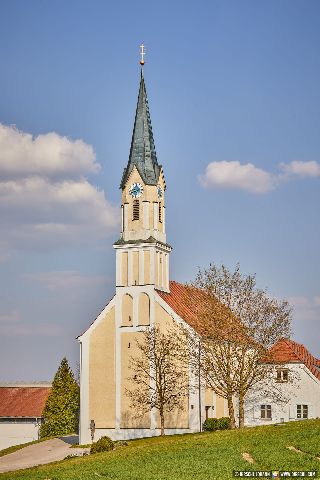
[1,420,319,480]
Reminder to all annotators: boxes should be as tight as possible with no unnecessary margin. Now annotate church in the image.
[78,55,228,444]
[78,52,320,444]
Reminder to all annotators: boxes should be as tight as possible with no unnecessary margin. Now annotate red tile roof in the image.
[157,280,243,339]
[269,338,320,381]
[157,281,207,335]
[0,387,51,418]
[158,282,320,383]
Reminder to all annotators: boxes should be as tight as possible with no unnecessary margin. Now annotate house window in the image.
[133,200,139,220]
[159,202,162,223]
[297,405,308,419]
[260,405,272,419]
[276,369,289,382]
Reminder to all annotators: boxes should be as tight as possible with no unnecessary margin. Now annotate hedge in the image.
[203,417,230,432]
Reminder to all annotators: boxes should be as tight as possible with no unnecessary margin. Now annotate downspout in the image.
[198,340,202,432]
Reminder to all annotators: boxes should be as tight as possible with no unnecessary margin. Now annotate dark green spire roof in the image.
[120,69,161,189]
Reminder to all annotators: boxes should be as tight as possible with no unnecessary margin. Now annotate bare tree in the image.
[186,263,292,428]
[126,325,190,436]
[233,287,292,427]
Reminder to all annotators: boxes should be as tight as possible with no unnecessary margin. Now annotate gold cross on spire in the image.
[140,44,146,65]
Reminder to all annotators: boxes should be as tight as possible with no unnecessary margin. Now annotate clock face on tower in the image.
[129,182,144,198]
[157,185,163,199]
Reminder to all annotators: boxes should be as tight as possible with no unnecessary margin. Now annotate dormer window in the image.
[133,200,140,220]
[276,368,289,382]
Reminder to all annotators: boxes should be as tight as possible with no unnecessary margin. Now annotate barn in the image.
[0,383,51,450]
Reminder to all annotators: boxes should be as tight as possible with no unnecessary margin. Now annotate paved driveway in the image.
[0,436,89,473]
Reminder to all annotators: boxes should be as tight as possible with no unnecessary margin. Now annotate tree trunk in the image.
[160,409,165,436]
[238,393,245,428]
[227,395,236,429]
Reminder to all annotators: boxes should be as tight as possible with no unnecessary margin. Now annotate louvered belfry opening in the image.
[133,200,140,220]
[159,202,162,223]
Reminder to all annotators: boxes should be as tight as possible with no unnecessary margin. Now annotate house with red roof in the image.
[244,338,320,426]
[0,383,51,450]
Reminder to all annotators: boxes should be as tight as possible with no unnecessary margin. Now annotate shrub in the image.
[203,417,230,432]
[218,417,230,430]
[90,436,114,454]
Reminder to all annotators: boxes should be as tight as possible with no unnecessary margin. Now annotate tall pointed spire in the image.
[120,62,161,189]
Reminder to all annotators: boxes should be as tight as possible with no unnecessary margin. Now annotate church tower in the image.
[113,64,171,293]
[79,48,224,444]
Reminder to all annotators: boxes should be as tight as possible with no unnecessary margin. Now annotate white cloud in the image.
[280,160,320,178]
[0,308,62,336]
[0,123,119,254]
[199,161,276,194]
[0,124,99,180]
[199,160,320,194]
[0,177,117,228]
[24,270,109,292]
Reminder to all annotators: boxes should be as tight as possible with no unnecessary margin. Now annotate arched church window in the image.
[122,294,133,326]
[133,200,139,220]
[138,293,150,326]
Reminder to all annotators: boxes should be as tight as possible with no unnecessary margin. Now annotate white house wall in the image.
[244,363,320,426]
[0,422,39,450]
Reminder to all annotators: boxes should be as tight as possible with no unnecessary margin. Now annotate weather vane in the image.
[140,44,146,65]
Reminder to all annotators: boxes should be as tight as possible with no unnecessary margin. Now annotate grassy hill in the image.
[1,419,319,480]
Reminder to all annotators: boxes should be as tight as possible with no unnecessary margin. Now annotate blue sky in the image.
[0,0,319,380]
